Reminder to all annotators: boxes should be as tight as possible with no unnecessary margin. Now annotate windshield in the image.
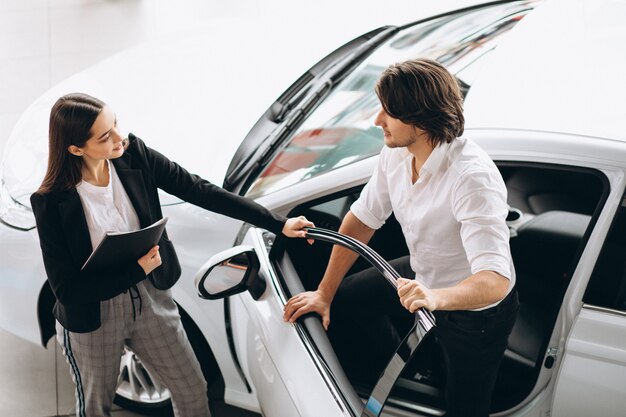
[245,1,535,198]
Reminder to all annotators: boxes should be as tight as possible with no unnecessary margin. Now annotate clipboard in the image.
[81,217,168,273]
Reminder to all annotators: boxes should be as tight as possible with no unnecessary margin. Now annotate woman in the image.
[31,92,313,417]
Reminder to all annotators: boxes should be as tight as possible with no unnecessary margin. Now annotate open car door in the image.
[196,227,436,417]
[304,228,436,417]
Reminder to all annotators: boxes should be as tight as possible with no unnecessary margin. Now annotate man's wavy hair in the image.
[375,58,464,147]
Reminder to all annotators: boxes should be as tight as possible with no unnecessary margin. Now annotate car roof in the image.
[464,0,626,142]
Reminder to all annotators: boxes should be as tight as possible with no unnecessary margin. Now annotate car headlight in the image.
[0,178,36,231]
[0,181,182,231]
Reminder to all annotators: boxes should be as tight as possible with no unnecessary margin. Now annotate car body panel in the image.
[160,202,259,409]
[0,227,42,342]
[223,229,349,416]
[551,307,626,417]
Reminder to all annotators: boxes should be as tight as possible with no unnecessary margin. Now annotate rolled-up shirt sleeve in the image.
[452,169,513,280]
[350,148,393,230]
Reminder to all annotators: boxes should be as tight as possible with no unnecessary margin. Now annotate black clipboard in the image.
[81,217,168,273]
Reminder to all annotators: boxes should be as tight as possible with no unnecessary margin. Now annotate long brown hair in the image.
[375,58,464,147]
[37,93,105,194]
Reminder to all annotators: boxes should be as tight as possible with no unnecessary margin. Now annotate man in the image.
[283,58,518,417]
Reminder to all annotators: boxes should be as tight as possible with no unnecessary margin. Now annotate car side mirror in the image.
[194,245,265,300]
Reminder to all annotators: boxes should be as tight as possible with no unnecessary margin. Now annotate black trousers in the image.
[328,256,518,417]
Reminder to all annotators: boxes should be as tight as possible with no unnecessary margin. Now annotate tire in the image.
[113,307,220,415]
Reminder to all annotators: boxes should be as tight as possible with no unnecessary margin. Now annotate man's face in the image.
[374,108,424,148]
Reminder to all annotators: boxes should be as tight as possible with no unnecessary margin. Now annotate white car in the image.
[2,0,626,416]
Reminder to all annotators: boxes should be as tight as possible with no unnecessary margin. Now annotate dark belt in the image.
[123,284,143,321]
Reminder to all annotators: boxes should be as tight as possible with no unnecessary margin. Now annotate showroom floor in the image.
[0,0,475,416]
[0,326,258,417]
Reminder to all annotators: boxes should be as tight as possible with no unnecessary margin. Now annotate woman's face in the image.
[73,105,125,162]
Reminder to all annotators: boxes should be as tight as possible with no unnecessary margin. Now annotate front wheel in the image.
[113,309,220,415]
[114,346,172,412]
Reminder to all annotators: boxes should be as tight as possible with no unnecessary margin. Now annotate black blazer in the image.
[31,134,286,334]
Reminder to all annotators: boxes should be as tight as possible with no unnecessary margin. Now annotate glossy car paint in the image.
[2,0,626,416]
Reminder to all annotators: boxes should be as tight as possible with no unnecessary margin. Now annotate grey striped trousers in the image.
[56,280,210,417]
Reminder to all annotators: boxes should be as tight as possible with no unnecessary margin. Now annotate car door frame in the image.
[470,128,626,416]
[226,227,359,417]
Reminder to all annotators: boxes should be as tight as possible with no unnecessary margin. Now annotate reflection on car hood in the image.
[0,17,372,208]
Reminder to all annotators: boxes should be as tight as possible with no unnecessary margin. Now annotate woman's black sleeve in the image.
[132,134,287,235]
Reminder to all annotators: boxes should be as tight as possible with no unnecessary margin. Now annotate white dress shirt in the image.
[351,137,515,309]
[76,160,141,250]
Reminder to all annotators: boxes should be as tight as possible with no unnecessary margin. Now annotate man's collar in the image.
[404,141,450,178]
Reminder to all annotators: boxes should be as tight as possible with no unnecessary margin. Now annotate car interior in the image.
[272,162,607,415]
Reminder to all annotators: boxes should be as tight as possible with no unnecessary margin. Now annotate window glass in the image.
[245,2,535,198]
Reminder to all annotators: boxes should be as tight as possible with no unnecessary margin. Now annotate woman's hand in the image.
[397,277,439,312]
[137,245,162,275]
[282,216,315,238]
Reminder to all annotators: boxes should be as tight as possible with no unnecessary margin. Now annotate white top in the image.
[76,160,141,250]
[351,137,515,309]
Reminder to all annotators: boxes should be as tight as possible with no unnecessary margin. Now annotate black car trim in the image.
[223,25,394,193]
[234,26,400,196]
[224,26,398,194]
[223,297,253,393]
